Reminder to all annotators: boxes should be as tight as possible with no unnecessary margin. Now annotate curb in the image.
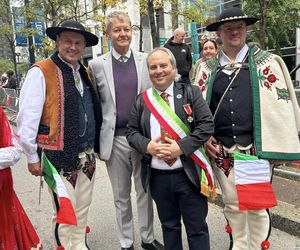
[274,168,300,181]
[209,192,300,237]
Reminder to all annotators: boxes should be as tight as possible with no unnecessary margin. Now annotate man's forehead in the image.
[59,31,85,39]
[221,20,246,29]
[111,19,131,27]
[148,53,170,64]
[176,31,185,36]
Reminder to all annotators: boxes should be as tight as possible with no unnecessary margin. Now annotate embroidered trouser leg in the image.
[212,149,272,250]
[106,136,154,248]
[213,164,248,250]
[50,152,96,250]
[247,209,270,250]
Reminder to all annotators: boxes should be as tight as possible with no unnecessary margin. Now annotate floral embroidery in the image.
[83,153,96,181]
[263,66,270,75]
[197,69,209,91]
[267,74,276,83]
[258,66,278,91]
[264,82,271,90]
[198,79,204,86]
[276,87,290,102]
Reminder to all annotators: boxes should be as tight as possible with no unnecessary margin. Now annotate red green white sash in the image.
[143,88,216,198]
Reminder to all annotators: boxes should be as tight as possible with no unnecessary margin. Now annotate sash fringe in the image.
[200,182,217,199]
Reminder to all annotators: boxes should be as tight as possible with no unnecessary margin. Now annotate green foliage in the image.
[243,0,300,54]
[177,0,211,25]
[0,60,14,76]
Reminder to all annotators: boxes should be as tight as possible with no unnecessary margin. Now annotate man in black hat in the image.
[193,7,300,250]
[17,20,102,250]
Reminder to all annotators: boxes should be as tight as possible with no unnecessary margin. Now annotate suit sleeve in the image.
[177,85,214,156]
[126,95,151,155]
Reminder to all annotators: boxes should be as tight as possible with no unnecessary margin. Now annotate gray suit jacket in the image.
[88,49,152,160]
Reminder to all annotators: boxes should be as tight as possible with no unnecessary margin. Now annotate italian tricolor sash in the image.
[143,88,216,198]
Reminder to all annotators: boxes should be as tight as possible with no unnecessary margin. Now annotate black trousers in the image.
[150,169,210,250]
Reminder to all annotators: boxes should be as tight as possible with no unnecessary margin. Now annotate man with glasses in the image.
[17,20,102,250]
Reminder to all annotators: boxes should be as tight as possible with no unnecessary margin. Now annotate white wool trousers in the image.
[49,151,96,250]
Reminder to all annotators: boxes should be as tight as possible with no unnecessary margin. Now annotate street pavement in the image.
[12,155,300,250]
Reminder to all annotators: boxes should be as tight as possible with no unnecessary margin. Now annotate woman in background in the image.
[191,39,218,83]
[0,106,42,249]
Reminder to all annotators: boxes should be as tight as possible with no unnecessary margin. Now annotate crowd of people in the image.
[1,7,300,250]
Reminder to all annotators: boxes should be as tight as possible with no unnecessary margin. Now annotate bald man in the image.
[164,28,192,84]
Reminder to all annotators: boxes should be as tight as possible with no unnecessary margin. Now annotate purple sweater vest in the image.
[112,55,138,131]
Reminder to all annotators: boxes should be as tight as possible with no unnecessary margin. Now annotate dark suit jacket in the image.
[126,82,214,192]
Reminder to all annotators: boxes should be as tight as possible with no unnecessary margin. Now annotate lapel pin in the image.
[176,94,182,99]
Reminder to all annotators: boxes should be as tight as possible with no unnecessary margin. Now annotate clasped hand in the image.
[146,136,183,161]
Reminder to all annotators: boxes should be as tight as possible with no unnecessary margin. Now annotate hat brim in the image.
[46,27,98,47]
[206,17,259,32]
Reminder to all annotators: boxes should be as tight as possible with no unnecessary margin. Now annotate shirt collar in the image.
[112,48,132,60]
[58,53,80,72]
[219,44,249,66]
[155,82,174,97]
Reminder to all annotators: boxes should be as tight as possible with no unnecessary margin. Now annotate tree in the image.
[0,0,17,78]
[136,0,211,49]
[243,0,300,53]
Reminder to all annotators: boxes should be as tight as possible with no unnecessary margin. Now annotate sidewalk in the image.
[5,108,300,237]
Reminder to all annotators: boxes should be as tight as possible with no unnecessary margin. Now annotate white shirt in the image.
[220,44,249,75]
[0,133,22,170]
[112,48,132,63]
[150,83,183,170]
[17,54,83,164]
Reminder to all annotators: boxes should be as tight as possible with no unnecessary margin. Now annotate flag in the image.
[42,153,77,225]
[233,152,277,211]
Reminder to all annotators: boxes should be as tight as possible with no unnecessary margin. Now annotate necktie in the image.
[160,92,176,166]
[119,55,126,63]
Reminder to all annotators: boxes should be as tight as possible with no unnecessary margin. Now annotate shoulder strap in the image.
[185,83,193,104]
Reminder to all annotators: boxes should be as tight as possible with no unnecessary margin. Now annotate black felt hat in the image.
[206,7,259,32]
[46,20,98,47]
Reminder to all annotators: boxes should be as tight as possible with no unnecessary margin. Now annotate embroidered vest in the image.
[35,58,64,150]
[33,53,101,172]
